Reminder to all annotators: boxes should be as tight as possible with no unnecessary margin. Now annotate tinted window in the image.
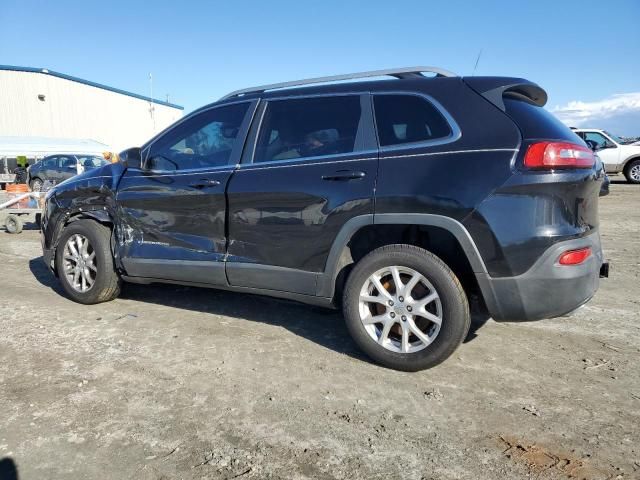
[78,156,108,169]
[42,157,58,168]
[148,102,250,171]
[254,96,361,162]
[374,95,452,147]
[504,98,578,142]
[59,156,77,168]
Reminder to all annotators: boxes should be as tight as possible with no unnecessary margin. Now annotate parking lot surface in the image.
[1,181,639,480]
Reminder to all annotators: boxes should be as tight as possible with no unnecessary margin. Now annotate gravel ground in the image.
[0,179,638,480]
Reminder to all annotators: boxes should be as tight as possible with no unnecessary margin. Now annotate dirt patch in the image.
[498,435,613,480]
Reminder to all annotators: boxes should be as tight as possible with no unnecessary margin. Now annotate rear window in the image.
[374,95,452,147]
[504,98,579,142]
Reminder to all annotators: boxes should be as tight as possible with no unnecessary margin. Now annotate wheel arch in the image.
[318,214,489,303]
[49,208,116,276]
[622,155,640,171]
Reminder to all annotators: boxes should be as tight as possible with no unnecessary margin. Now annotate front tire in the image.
[624,159,640,184]
[342,244,470,371]
[55,220,121,304]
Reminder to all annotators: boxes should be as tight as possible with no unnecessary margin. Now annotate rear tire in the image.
[5,214,23,234]
[55,220,121,304]
[30,178,43,192]
[624,159,640,184]
[342,244,470,371]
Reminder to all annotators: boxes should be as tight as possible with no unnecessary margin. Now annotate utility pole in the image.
[149,72,156,132]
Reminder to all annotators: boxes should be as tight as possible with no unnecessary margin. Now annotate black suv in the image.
[41,67,607,371]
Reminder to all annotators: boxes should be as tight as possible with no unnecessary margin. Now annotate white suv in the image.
[573,128,640,184]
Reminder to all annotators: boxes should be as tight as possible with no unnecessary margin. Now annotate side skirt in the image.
[120,275,336,309]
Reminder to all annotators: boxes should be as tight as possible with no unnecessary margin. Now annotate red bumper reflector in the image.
[558,247,592,265]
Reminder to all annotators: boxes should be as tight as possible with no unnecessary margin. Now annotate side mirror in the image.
[119,147,142,169]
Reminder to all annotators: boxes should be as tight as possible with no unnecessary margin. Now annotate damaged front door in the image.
[115,100,257,285]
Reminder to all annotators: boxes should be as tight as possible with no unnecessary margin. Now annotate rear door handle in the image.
[189,179,221,189]
[321,170,366,181]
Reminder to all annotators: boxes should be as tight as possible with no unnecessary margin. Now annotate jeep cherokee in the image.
[40,67,608,371]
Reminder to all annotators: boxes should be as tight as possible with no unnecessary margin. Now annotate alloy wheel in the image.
[62,234,97,292]
[358,266,443,353]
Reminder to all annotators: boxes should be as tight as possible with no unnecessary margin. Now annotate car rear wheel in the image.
[30,178,43,192]
[5,214,23,234]
[624,159,640,184]
[55,220,121,304]
[342,244,470,371]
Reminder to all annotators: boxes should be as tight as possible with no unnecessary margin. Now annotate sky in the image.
[1,0,639,135]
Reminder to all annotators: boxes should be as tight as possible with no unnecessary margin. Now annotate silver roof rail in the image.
[220,66,457,100]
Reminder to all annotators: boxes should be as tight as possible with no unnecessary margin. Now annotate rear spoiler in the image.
[462,77,548,111]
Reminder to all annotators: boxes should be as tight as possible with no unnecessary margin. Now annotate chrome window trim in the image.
[126,164,237,177]
[372,92,462,152]
[381,148,518,161]
[237,153,378,172]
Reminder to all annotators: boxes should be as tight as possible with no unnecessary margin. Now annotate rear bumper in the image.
[477,232,603,321]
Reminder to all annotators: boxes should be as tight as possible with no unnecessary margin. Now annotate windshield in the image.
[603,131,623,144]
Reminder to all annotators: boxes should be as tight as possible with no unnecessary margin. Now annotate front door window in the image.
[147,103,250,171]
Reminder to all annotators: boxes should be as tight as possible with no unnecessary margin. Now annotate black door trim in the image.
[121,258,227,286]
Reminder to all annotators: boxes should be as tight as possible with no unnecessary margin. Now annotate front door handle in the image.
[189,179,221,189]
[321,170,366,181]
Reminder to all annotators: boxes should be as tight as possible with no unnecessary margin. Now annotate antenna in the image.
[472,49,483,76]
[149,72,156,131]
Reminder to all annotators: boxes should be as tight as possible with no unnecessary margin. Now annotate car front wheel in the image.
[55,220,121,304]
[342,244,470,371]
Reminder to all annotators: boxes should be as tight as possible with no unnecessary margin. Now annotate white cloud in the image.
[550,92,640,137]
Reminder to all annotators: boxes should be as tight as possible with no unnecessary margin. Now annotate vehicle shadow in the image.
[0,457,19,480]
[28,256,368,363]
[29,256,490,363]
[28,257,67,296]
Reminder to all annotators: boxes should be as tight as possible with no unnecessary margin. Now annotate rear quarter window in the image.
[374,94,452,147]
[504,98,581,142]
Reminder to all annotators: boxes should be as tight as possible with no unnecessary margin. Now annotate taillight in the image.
[524,142,595,169]
[558,247,591,265]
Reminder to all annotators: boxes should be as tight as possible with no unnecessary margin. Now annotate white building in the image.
[0,65,183,152]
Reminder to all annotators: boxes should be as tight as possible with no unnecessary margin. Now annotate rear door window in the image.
[253,95,363,163]
[77,156,108,169]
[373,94,452,147]
[59,156,77,169]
